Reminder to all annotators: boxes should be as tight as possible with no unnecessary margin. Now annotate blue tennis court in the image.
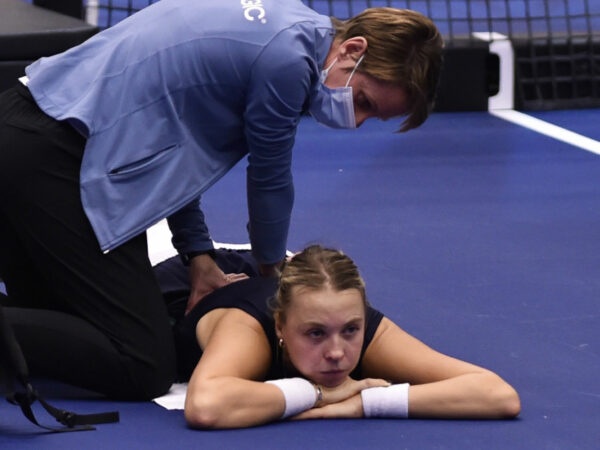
[1,107,599,449]
[1,0,599,448]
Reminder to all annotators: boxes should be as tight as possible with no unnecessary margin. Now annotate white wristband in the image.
[361,383,410,418]
[266,378,318,419]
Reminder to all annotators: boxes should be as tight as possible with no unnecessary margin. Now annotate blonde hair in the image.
[332,8,443,132]
[273,245,366,324]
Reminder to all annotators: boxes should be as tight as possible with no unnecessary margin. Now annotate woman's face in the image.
[277,285,365,388]
[324,56,410,127]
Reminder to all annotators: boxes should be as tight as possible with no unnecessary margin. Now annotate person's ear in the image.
[274,314,283,338]
[339,36,367,62]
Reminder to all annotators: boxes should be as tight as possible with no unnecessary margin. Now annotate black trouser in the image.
[0,85,175,400]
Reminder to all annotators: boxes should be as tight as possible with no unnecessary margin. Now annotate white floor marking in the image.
[473,32,600,156]
[490,109,600,156]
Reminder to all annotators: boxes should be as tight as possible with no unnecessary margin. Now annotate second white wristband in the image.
[361,383,410,418]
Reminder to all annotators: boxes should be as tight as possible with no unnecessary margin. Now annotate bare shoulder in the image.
[193,307,272,381]
[197,307,265,349]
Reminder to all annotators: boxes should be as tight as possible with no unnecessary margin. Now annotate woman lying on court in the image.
[163,245,520,429]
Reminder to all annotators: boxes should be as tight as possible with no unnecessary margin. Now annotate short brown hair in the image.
[332,8,444,131]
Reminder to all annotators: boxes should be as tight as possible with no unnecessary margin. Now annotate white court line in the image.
[490,109,600,156]
[474,31,600,157]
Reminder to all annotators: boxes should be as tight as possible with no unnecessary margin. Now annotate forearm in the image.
[297,372,520,421]
[167,198,213,254]
[245,138,294,265]
[185,377,286,429]
[360,318,520,420]
[407,371,520,419]
[246,179,293,265]
[185,375,393,428]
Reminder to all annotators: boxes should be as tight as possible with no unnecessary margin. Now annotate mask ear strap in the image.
[324,58,337,72]
[345,54,365,87]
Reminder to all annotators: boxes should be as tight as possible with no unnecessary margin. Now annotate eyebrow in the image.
[303,316,364,328]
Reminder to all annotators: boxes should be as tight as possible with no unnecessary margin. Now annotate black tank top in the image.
[172,276,384,382]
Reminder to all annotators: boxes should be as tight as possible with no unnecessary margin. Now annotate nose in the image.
[324,338,344,361]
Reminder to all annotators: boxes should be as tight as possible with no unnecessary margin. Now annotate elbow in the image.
[184,386,224,429]
[499,385,521,419]
[489,374,521,419]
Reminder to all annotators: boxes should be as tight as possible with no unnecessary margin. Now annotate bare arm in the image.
[296,317,519,421]
[184,309,388,429]
[360,318,521,419]
[184,309,284,428]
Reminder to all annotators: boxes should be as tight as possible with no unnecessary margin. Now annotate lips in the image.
[318,369,347,385]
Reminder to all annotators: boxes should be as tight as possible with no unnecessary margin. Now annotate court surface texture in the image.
[1,108,599,449]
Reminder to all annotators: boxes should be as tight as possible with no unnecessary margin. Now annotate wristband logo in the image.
[241,0,267,24]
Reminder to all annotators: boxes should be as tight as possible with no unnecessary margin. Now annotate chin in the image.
[315,371,349,388]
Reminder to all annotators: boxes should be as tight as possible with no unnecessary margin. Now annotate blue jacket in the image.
[25,0,333,263]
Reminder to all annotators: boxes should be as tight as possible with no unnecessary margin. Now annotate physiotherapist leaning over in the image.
[0,0,443,399]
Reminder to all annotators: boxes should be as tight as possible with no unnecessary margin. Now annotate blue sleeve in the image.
[167,197,214,255]
[244,31,314,264]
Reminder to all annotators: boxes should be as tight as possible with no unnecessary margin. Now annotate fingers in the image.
[184,272,249,315]
[292,395,364,420]
[223,273,249,283]
[360,378,391,389]
[292,379,392,420]
[342,378,389,399]
[185,273,248,314]
[319,378,390,405]
[185,294,203,315]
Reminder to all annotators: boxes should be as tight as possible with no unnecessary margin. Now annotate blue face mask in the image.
[309,55,365,129]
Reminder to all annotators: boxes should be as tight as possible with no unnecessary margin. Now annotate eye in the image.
[356,93,372,112]
[306,328,325,339]
[342,324,361,337]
